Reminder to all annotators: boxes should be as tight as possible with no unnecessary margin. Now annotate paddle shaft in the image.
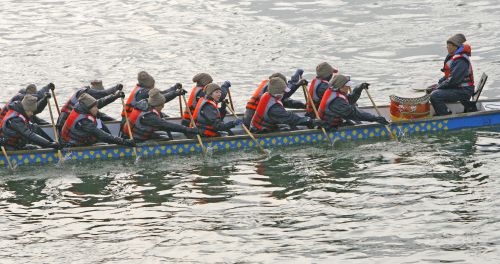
[302,85,334,145]
[120,98,138,157]
[364,89,396,140]
[178,95,183,118]
[1,146,14,170]
[46,98,64,161]
[181,94,207,156]
[227,90,235,113]
[225,98,266,154]
[51,90,61,116]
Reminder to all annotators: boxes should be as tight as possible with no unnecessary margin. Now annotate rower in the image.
[250,77,324,133]
[0,83,55,125]
[243,69,308,127]
[306,62,338,118]
[192,83,242,137]
[56,80,124,131]
[122,88,198,141]
[181,73,213,126]
[427,33,476,115]
[123,71,186,120]
[0,94,60,150]
[61,93,135,147]
[318,74,389,130]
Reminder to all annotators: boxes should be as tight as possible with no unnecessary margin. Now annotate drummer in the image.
[317,74,389,129]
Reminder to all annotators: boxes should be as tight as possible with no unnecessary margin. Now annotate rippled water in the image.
[1,0,500,263]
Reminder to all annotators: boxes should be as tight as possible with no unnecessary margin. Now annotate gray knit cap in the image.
[25,84,37,94]
[148,88,166,107]
[78,93,98,109]
[21,94,38,113]
[316,62,335,80]
[447,33,466,47]
[329,74,350,91]
[192,73,213,87]
[204,83,221,96]
[90,80,104,90]
[138,71,155,89]
[268,77,286,96]
[268,72,287,83]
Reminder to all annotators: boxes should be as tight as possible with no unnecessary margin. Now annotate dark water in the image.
[1,0,500,263]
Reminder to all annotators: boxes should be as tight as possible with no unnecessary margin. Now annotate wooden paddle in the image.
[301,85,334,146]
[365,89,396,140]
[47,96,64,162]
[225,97,266,154]
[1,146,14,171]
[51,89,61,116]
[178,95,183,118]
[181,94,207,157]
[120,98,139,157]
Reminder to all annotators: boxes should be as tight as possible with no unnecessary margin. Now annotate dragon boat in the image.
[1,74,497,168]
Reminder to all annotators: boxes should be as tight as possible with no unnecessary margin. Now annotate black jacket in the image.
[198,97,236,132]
[329,86,379,123]
[134,100,195,134]
[1,101,53,149]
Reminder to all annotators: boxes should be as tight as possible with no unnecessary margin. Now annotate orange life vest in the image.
[122,107,161,141]
[182,85,204,121]
[251,92,283,132]
[61,109,97,145]
[192,97,220,137]
[122,85,142,117]
[306,78,329,114]
[442,44,474,87]
[245,80,270,111]
[318,88,348,126]
[0,109,29,146]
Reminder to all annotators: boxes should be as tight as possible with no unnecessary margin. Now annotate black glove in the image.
[426,84,439,94]
[291,69,304,83]
[115,91,125,98]
[116,84,124,90]
[48,83,55,91]
[359,83,370,90]
[122,139,136,147]
[48,142,61,150]
[374,116,390,125]
[222,80,231,88]
[296,79,308,87]
[312,119,329,128]
[0,137,5,146]
[44,92,52,99]
[174,83,183,90]
[176,88,187,96]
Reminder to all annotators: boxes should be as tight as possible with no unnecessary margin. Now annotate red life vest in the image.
[318,88,349,126]
[306,78,329,114]
[122,85,142,117]
[245,80,270,111]
[61,92,79,114]
[442,44,474,87]
[192,97,220,137]
[251,92,283,132]
[61,109,97,145]
[122,107,161,141]
[182,85,204,121]
[0,109,29,146]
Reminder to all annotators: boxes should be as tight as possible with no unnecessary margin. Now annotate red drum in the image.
[390,94,431,121]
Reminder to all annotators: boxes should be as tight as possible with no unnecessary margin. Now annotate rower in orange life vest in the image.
[0,94,60,150]
[122,88,199,141]
[250,78,325,133]
[243,69,309,127]
[306,62,339,118]
[122,71,186,122]
[192,83,242,137]
[61,93,135,147]
[426,33,476,115]
[318,74,389,129]
[0,83,55,125]
[56,80,123,131]
[181,73,213,126]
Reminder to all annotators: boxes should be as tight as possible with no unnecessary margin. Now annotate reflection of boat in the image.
[2,98,500,168]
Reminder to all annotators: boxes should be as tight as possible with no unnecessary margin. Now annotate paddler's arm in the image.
[200,105,236,131]
[268,104,310,127]
[141,112,195,134]
[96,92,123,109]
[79,118,127,145]
[330,97,379,123]
[8,118,52,147]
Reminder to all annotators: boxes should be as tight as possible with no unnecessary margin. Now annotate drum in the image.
[389,94,431,121]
